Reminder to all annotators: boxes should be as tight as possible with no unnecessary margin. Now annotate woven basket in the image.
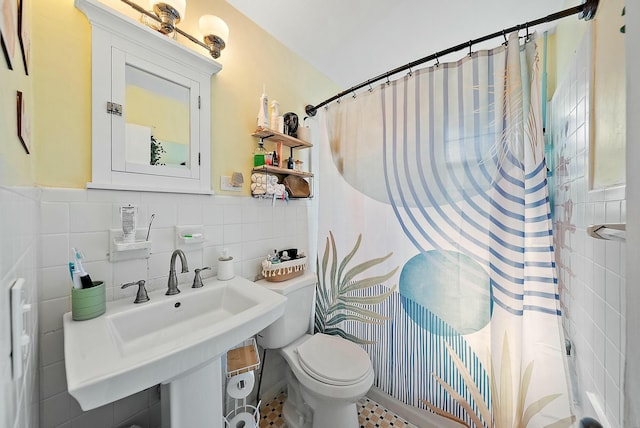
[262,257,306,282]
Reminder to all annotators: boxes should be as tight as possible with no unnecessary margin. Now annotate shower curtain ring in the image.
[435,53,440,67]
[407,67,413,77]
[368,81,373,92]
[502,30,508,46]
[352,90,357,99]
[386,76,391,85]
[468,40,473,56]
[525,23,530,41]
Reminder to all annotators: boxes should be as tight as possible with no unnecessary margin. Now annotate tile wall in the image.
[549,34,626,427]
[37,188,310,428]
[0,186,40,428]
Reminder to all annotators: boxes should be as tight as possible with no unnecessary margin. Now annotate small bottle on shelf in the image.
[253,139,266,167]
[272,150,279,167]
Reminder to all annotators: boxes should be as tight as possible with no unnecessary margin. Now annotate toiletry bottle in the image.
[253,139,266,167]
[272,150,279,167]
[257,86,270,129]
[270,100,280,131]
[287,156,294,169]
[120,205,137,243]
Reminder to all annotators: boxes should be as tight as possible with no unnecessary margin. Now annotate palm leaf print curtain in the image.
[314,33,574,427]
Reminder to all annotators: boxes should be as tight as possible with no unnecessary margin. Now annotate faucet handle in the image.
[121,280,150,304]
[192,267,211,288]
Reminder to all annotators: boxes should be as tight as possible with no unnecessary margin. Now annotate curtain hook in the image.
[435,53,440,67]
[502,30,508,46]
[468,40,473,57]
[336,97,341,104]
[352,90,357,99]
[368,81,373,92]
[407,67,413,77]
[386,75,391,85]
[525,22,530,41]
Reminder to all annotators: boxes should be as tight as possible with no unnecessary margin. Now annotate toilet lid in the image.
[296,334,371,386]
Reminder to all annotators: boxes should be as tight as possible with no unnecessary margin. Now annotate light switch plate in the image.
[11,278,31,380]
[221,176,242,192]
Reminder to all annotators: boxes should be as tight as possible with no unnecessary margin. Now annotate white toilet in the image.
[256,272,374,428]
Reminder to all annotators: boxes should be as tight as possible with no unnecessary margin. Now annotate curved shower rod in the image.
[305,0,599,117]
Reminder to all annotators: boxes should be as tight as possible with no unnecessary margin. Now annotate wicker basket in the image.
[262,257,306,282]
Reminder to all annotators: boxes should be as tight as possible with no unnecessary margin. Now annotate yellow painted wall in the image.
[31,0,341,194]
[126,86,190,145]
[591,0,625,188]
[552,0,625,189]
[0,0,33,186]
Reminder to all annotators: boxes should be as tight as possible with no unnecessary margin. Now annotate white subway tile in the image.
[203,202,224,225]
[147,227,175,253]
[177,203,203,226]
[40,188,87,203]
[40,330,65,367]
[87,189,141,204]
[204,225,223,247]
[605,372,621,426]
[69,203,112,233]
[40,392,70,428]
[40,234,70,268]
[223,205,243,225]
[39,297,70,334]
[82,261,112,289]
[146,203,177,228]
[69,232,109,263]
[40,361,67,400]
[605,270,621,313]
[224,224,243,244]
[39,266,72,301]
[41,203,69,235]
[69,403,114,428]
[605,304,621,350]
[605,338,621,386]
[114,390,148,425]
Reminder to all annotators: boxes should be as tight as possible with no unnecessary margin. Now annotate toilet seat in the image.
[295,333,372,386]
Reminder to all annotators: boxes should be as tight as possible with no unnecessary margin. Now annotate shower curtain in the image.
[314,33,574,427]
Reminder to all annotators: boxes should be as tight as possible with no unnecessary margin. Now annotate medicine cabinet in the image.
[76,0,222,194]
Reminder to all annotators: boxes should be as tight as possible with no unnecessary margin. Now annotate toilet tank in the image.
[255,272,317,349]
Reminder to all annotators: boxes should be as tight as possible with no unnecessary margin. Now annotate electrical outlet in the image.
[221,176,242,192]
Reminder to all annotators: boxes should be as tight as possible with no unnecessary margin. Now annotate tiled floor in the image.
[259,392,417,428]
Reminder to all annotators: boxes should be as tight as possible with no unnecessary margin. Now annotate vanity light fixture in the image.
[119,0,229,60]
[150,0,186,34]
[199,15,229,59]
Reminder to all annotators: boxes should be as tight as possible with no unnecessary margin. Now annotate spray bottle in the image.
[257,85,270,129]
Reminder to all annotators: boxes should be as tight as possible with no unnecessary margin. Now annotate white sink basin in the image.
[64,275,286,411]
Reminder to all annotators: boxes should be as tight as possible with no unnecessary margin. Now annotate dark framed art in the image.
[0,0,17,69]
[17,91,30,154]
[17,0,28,74]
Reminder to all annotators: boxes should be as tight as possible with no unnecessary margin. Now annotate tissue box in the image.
[71,282,106,321]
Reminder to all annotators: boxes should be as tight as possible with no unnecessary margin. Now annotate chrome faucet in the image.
[167,249,189,295]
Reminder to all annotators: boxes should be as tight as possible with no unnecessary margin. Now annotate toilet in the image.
[256,272,374,428]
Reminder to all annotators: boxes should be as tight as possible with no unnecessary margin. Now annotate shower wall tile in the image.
[0,186,40,428]
[550,42,626,427]
[36,188,311,428]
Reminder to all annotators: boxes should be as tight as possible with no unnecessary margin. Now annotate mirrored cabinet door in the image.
[111,49,200,179]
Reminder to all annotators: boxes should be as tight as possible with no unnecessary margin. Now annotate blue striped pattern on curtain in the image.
[343,285,490,426]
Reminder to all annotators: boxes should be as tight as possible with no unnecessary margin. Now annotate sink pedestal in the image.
[166,358,223,426]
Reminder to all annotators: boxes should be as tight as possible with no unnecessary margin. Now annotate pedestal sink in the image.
[63,275,286,426]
